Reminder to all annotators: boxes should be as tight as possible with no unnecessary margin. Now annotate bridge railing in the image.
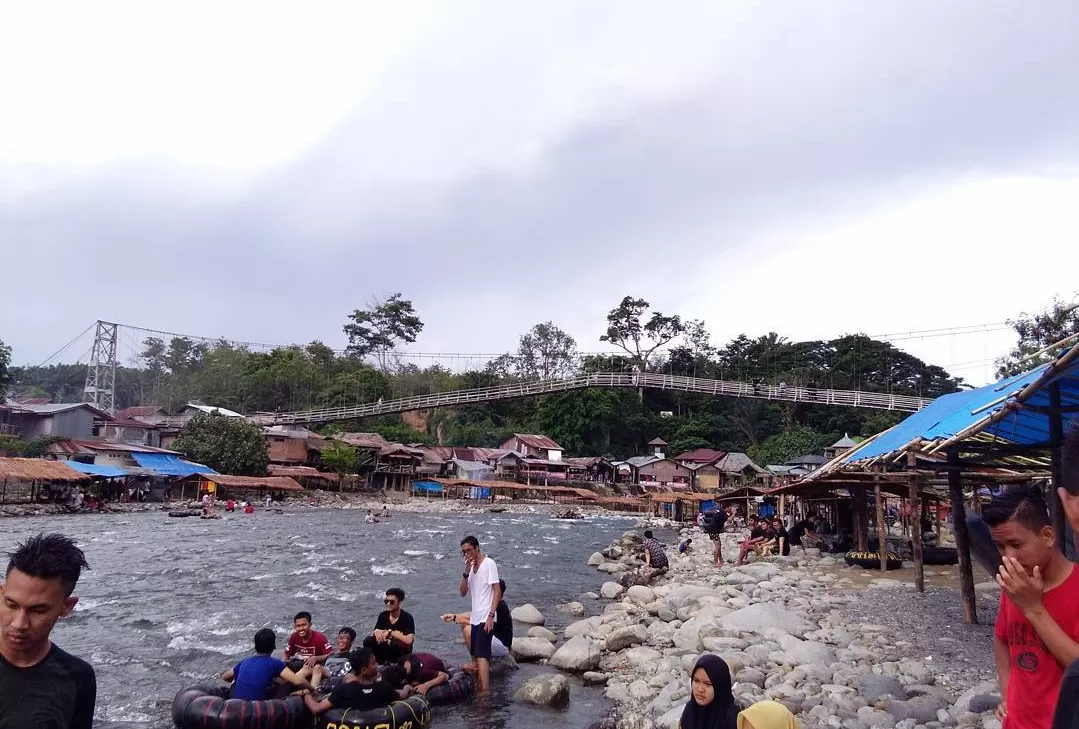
[263,372,932,425]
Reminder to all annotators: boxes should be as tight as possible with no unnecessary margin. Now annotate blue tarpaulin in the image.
[131,453,216,477]
[847,356,1079,464]
[65,461,129,478]
[413,481,443,493]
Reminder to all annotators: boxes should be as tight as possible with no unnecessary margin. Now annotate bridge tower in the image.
[83,320,118,414]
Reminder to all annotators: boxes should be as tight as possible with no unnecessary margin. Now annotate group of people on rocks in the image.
[218,534,511,717]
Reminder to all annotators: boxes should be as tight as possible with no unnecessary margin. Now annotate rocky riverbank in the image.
[510,523,1005,729]
[0,489,626,519]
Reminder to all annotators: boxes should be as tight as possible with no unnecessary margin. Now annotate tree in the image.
[320,442,359,488]
[600,296,685,370]
[747,425,831,468]
[344,294,424,371]
[996,297,1079,377]
[0,338,11,402]
[173,413,269,476]
[491,322,580,381]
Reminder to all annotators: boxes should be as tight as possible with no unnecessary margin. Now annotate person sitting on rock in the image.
[735,516,768,565]
[642,530,669,573]
[441,579,513,664]
[382,652,450,696]
[679,538,693,555]
[310,627,357,693]
[301,647,412,717]
[737,700,800,729]
[362,588,415,663]
[680,653,736,729]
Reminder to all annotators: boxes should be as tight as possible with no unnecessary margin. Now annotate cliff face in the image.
[400,409,429,434]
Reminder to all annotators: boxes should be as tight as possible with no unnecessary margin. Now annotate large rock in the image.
[549,636,601,672]
[860,674,908,701]
[953,681,1000,714]
[597,562,628,574]
[625,585,655,605]
[605,624,648,652]
[513,673,570,707]
[624,646,662,667]
[564,616,603,639]
[588,552,605,566]
[558,601,587,616]
[511,636,557,662]
[511,603,546,625]
[719,601,811,636]
[778,635,836,666]
[528,626,558,642]
[600,581,626,599]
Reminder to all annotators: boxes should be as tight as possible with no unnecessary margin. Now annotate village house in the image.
[823,433,861,461]
[115,405,170,426]
[263,425,326,466]
[499,433,563,461]
[2,402,109,440]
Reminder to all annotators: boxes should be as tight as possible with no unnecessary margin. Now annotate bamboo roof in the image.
[0,458,91,483]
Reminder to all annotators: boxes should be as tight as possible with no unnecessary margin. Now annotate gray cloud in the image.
[3,0,1078,364]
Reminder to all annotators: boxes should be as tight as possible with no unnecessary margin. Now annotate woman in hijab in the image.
[681,654,737,729]
[737,700,800,729]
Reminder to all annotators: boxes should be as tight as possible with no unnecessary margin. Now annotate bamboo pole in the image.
[948,447,978,624]
[874,476,887,575]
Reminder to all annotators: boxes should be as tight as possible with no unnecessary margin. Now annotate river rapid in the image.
[0,508,641,729]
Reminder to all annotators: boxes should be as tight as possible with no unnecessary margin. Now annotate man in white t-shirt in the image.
[458,535,501,693]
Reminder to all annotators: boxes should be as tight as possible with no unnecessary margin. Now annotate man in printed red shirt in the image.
[986,485,1079,729]
[283,611,332,678]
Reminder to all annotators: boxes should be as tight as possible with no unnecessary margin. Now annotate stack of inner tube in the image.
[318,695,432,729]
[844,551,904,571]
[171,684,307,729]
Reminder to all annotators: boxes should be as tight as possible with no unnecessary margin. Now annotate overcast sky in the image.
[2,1,1078,386]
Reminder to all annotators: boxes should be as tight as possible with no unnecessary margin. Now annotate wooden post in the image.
[1048,383,1074,558]
[853,488,869,551]
[909,476,925,592]
[932,495,941,543]
[874,476,887,575]
[948,447,978,624]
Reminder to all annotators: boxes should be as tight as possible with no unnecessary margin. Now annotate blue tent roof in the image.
[131,453,216,477]
[413,480,443,493]
[65,461,129,478]
[847,350,1079,465]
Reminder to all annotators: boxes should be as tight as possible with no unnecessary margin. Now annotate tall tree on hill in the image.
[996,296,1079,378]
[0,338,11,401]
[344,294,424,372]
[490,322,580,381]
[173,413,269,476]
[600,296,685,371]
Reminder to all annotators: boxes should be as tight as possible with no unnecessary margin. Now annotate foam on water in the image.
[371,564,411,576]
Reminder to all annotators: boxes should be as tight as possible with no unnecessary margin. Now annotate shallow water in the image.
[0,509,640,729]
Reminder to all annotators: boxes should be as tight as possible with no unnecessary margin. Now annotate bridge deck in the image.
[251,372,932,425]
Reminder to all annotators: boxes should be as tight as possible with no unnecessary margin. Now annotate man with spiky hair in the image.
[0,533,95,728]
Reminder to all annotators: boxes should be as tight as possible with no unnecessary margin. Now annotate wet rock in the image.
[559,601,587,616]
[601,582,626,599]
[513,672,570,707]
[511,636,557,662]
[528,626,558,642]
[588,552,605,566]
[512,603,546,625]
[549,636,601,672]
[967,695,1000,714]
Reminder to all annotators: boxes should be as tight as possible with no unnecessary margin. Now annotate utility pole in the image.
[83,321,118,414]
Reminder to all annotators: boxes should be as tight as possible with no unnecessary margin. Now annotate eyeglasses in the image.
[384,599,397,605]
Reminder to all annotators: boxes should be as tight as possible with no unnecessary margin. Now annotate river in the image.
[0,508,642,729]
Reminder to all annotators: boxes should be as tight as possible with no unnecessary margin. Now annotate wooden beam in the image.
[874,475,888,575]
[853,488,869,551]
[948,447,978,624]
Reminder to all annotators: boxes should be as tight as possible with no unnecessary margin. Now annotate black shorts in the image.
[470,623,494,660]
[708,533,723,542]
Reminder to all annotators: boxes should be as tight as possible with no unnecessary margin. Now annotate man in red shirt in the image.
[986,484,1079,729]
[283,611,332,678]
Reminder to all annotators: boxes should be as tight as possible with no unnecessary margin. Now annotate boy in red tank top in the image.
[986,485,1079,729]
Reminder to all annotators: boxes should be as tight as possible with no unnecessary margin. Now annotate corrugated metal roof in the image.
[116,406,168,419]
[512,434,564,451]
[185,403,245,418]
[715,452,767,474]
[335,432,392,450]
[673,448,725,463]
[73,440,180,454]
[9,402,111,418]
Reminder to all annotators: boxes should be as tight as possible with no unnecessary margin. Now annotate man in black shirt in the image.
[735,516,768,565]
[362,587,415,664]
[0,533,96,729]
[302,646,411,716]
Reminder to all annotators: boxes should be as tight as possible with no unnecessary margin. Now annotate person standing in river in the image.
[458,535,501,693]
[0,533,96,729]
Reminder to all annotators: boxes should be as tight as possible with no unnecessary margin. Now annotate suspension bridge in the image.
[30,319,1010,420]
[249,371,932,425]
